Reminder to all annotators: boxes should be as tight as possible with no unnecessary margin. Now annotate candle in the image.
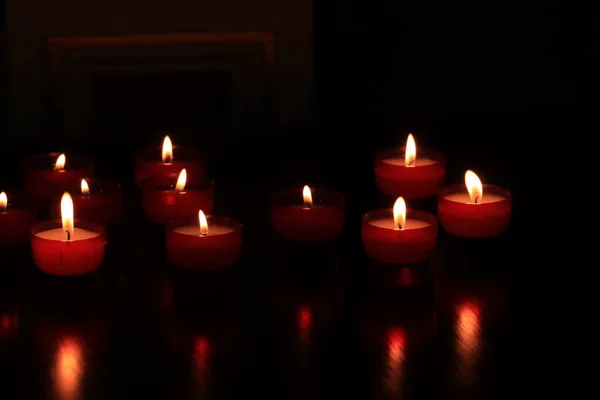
[0,191,38,247]
[134,135,204,185]
[49,178,122,225]
[374,133,446,199]
[438,170,511,238]
[141,168,214,224]
[271,185,345,242]
[24,153,94,202]
[166,210,242,270]
[31,192,106,276]
[362,197,438,264]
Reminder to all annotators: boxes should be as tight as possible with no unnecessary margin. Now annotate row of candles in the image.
[0,134,511,275]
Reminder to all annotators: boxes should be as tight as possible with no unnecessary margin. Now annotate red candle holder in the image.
[166,214,242,270]
[141,173,214,224]
[134,145,204,185]
[271,188,345,243]
[0,191,38,247]
[374,147,445,199]
[438,184,512,238]
[31,219,106,276]
[48,178,122,225]
[24,153,93,202]
[362,208,438,264]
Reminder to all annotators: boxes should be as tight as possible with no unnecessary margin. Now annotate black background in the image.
[0,1,592,398]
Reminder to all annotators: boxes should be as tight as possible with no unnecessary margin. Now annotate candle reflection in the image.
[455,301,482,387]
[53,336,84,400]
[191,337,210,397]
[297,306,312,362]
[384,328,405,395]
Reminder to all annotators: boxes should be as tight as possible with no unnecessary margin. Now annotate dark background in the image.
[0,1,592,398]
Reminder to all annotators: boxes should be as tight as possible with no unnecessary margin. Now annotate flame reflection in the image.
[384,328,405,394]
[455,301,482,387]
[297,306,312,362]
[53,336,84,400]
[191,337,210,397]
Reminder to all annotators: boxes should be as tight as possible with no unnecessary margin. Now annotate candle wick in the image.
[83,192,90,198]
[66,230,71,241]
[407,159,415,167]
[0,207,5,213]
[474,196,480,204]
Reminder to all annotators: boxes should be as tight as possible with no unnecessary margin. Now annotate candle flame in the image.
[0,192,6,211]
[465,170,483,204]
[55,154,66,171]
[81,179,90,195]
[175,168,187,192]
[61,192,74,240]
[303,185,313,209]
[405,133,416,167]
[393,197,406,230]
[162,135,173,163]
[199,210,209,236]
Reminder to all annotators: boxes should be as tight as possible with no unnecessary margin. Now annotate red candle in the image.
[271,185,345,242]
[438,170,511,238]
[24,153,93,202]
[0,191,38,247]
[374,134,446,199]
[362,197,438,264]
[135,135,204,185]
[141,168,214,224]
[31,193,106,276]
[166,211,242,270]
[48,178,122,225]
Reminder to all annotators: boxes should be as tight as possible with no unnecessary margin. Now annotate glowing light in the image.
[405,134,416,167]
[162,135,173,163]
[393,197,406,230]
[80,179,89,196]
[55,154,66,171]
[303,185,313,209]
[465,170,483,204]
[175,168,187,192]
[0,192,7,211]
[61,192,74,240]
[199,210,209,236]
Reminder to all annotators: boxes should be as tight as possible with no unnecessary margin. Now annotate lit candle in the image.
[438,170,512,238]
[362,197,438,264]
[0,191,38,247]
[49,178,122,225]
[141,168,214,224]
[31,192,106,276]
[374,133,446,199]
[166,210,243,270]
[24,153,93,202]
[271,185,345,242]
[134,135,204,185]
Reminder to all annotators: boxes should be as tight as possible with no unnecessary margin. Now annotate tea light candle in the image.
[0,191,38,247]
[49,178,122,225]
[31,192,106,276]
[166,211,242,270]
[362,197,438,264]
[271,185,345,242]
[374,134,446,199]
[134,135,204,185]
[24,153,93,202]
[141,168,214,224]
[438,170,511,238]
